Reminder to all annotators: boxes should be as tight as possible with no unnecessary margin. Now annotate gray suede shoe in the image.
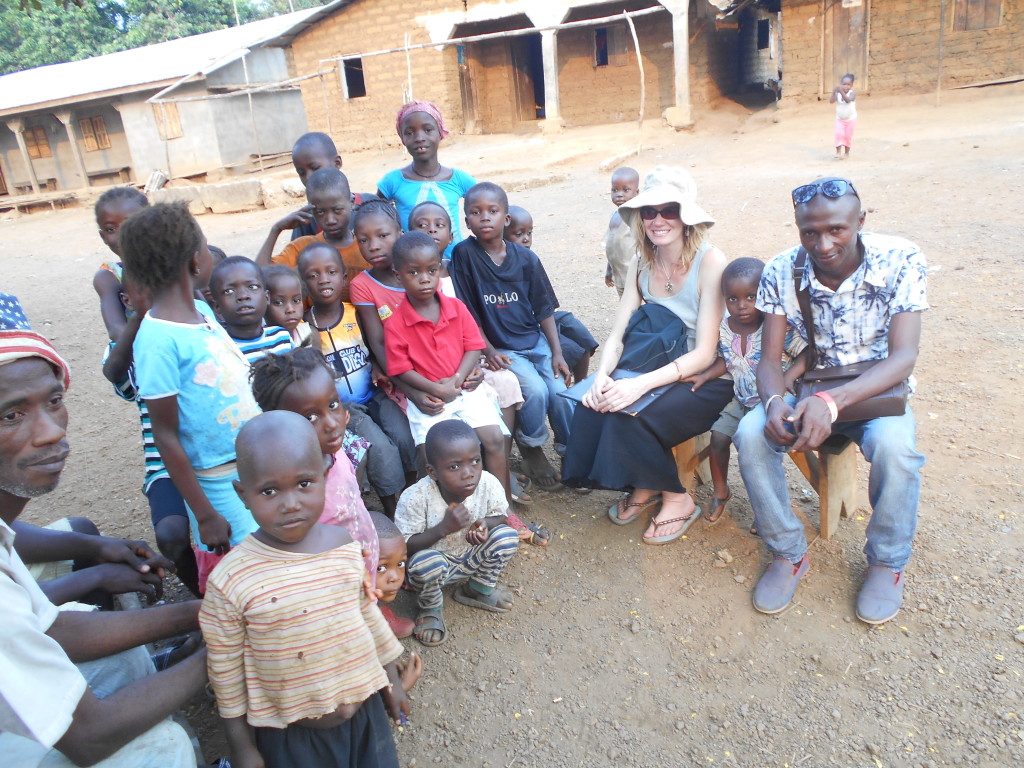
[752,555,809,614]
[856,565,905,625]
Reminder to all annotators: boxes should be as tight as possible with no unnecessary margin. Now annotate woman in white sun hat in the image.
[562,166,733,545]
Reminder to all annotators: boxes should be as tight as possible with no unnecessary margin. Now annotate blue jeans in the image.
[502,335,574,450]
[734,397,925,571]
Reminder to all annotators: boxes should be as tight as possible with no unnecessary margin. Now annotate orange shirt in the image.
[273,233,371,304]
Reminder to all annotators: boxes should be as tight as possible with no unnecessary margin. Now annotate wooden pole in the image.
[405,32,413,102]
[623,11,645,154]
[319,72,333,135]
[936,0,946,106]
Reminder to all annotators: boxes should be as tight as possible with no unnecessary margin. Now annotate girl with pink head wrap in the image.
[376,100,476,258]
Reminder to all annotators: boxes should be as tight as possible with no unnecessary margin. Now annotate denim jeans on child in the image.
[501,334,574,451]
[734,396,925,571]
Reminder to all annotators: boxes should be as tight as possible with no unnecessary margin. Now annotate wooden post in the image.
[623,11,645,152]
[936,0,947,106]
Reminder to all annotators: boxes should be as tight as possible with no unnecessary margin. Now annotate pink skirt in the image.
[835,118,857,148]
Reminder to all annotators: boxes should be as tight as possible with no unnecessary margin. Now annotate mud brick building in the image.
[780,0,1021,99]
[289,0,750,150]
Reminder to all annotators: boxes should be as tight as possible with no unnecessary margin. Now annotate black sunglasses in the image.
[639,204,681,221]
[791,179,859,206]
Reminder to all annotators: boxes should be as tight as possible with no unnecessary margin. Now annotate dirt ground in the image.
[4,83,1023,767]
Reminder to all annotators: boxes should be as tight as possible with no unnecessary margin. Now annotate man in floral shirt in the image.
[735,178,927,624]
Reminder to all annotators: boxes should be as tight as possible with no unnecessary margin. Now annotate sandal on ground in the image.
[510,473,533,505]
[505,511,551,546]
[642,507,702,545]
[706,492,732,525]
[452,583,512,613]
[413,608,447,647]
[151,632,201,671]
[607,494,661,526]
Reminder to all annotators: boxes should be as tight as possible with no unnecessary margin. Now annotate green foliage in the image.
[0,1,125,75]
[2,0,316,76]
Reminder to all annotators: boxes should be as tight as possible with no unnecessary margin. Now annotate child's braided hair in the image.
[352,198,401,232]
[250,347,340,412]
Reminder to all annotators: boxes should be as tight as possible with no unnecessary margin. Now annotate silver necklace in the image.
[655,257,681,292]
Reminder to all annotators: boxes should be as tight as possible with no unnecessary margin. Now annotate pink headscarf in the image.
[395,100,449,139]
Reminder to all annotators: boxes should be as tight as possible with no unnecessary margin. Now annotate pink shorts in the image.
[835,118,857,149]
[194,546,227,595]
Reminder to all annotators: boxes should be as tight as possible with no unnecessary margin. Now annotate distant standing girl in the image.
[377,101,476,258]
[831,73,857,159]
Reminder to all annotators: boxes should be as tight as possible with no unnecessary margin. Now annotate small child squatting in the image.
[395,420,520,647]
[199,411,412,768]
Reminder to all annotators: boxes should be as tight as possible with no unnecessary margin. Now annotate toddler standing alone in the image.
[830,74,857,159]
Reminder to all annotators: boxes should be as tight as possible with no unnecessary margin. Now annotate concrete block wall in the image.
[290,0,464,154]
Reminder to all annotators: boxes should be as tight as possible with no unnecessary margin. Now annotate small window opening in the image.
[342,58,367,99]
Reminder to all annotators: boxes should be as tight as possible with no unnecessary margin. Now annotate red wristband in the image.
[813,391,839,423]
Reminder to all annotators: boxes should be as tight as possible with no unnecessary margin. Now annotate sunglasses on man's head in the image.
[639,204,681,221]
[791,179,859,206]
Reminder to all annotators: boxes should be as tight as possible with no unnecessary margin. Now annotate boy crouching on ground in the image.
[395,419,519,647]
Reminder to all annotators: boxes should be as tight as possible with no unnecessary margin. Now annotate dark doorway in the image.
[510,33,545,120]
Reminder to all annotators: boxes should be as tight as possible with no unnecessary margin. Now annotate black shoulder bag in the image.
[794,248,908,422]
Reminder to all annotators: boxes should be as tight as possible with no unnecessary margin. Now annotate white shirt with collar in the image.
[0,519,87,754]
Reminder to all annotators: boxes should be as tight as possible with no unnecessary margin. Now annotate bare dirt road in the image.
[4,83,1023,767]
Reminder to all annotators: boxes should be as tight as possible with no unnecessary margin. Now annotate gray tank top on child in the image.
[638,241,710,354]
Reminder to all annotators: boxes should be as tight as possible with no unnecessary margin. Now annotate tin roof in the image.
[0,1,348,116]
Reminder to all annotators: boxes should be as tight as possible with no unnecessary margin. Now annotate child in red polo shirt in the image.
[384,231,509,488]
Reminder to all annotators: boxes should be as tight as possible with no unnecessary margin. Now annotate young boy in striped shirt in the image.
[200,410,410,768]
[208,257,293,363]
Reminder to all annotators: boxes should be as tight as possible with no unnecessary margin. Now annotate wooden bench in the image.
[673,433,858,540]
[87,166,132,186]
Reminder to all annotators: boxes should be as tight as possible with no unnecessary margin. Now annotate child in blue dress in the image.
[121,202,261,592]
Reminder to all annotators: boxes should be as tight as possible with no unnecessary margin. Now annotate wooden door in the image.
[0,162,7,196]
[823,0,869,94]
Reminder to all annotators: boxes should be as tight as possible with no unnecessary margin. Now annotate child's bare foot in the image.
[413,607,446,646]
[452,582,513,613]
[518,444,563,490]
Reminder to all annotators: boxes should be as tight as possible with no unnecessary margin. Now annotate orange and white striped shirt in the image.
[200,537,403,728]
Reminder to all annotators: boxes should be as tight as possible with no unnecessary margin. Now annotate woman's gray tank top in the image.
[639,241,710,354]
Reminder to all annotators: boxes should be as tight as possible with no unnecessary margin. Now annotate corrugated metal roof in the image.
[0,1,347,115]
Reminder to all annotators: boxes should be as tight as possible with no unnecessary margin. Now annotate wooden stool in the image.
[673,433,712,495]
[788,435,859,539]
[672,433,858,540]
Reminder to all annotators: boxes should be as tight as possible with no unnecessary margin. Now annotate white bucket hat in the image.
[619,165,715,228]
